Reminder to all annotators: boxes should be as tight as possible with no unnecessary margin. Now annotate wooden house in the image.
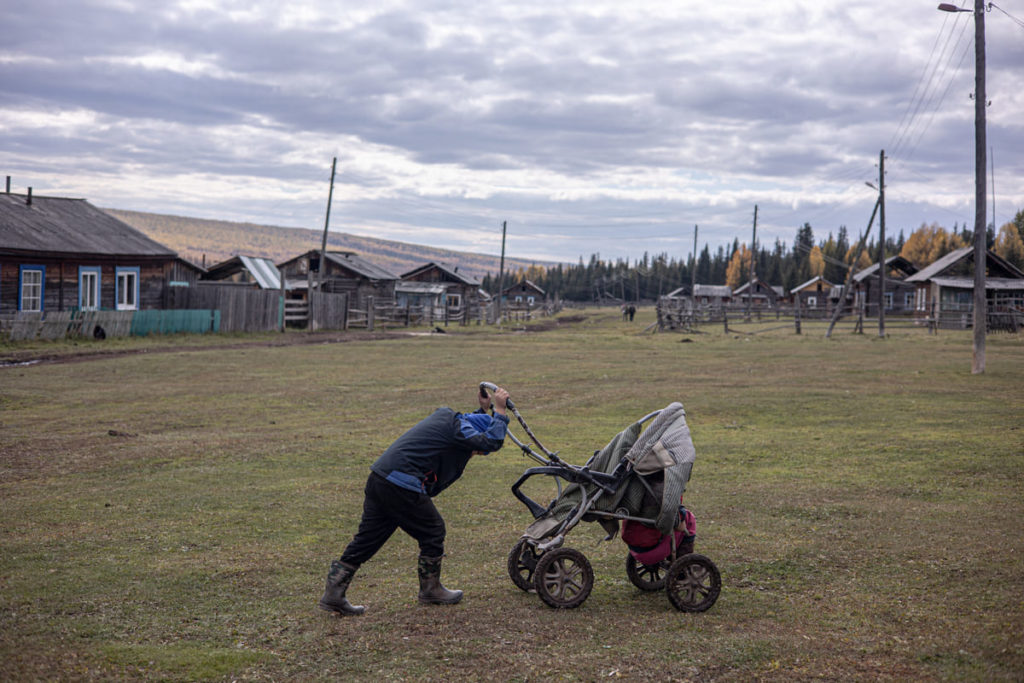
[277,250,398,309]
[733,278,785,307]
[400,262,481,319]
[904,246,1024,328]
[1,190,192,315]
[502,279,545,308]
[791,275,834,313]
[850,255,918,314]
[202,255,281,289]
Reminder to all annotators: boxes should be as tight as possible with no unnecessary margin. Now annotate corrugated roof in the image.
[0,194,176,257]
[238,255,281,289]
[324,251,399,281]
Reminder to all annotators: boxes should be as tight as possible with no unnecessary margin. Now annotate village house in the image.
[0,188,197,316]
[732,278,785,308]
[400,262,481,320]
[905,246,1024,329]
[790,275,834,315]
[850,255,918,315]
[502,279,545,308]
[277,250,399,309]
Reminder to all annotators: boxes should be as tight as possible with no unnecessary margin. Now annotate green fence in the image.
[1,309,220,341]
[129,309,220,336]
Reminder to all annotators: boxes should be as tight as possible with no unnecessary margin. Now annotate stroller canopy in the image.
[544,402,695,536]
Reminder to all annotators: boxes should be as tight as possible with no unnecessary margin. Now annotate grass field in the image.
[2,310,1022,681]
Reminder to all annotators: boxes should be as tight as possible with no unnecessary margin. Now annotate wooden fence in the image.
[0,309,215,341]
[166,284,280,333]
[656,295,1022,335]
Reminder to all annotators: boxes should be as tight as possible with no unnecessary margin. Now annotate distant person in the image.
[319,385,510,616]
[627,304,636,322]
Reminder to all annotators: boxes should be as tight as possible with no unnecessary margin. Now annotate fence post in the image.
[794,298,802,335]
[367,296,374,331]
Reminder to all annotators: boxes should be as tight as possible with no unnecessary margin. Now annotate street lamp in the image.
[938,1,987,373]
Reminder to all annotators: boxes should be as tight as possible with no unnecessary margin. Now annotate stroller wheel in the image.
[665,553,721,613]
[625,554,670,591]
[534,547,594,609]
[507,538,543,592]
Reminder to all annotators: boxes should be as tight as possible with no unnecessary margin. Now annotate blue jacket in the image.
[370,407,508,497]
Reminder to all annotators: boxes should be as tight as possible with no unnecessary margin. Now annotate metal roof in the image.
[238,255,281,289]
[0,193,176,258]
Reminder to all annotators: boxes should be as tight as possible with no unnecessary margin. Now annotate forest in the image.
[484,210,1024,303]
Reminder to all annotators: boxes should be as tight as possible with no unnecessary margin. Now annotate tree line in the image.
[482,210,1024,303]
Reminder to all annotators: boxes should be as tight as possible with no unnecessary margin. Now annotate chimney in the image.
[27,187,32,205]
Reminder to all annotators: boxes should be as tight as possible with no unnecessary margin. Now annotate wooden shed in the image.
[1,190,188,315]
[278,250,398,309]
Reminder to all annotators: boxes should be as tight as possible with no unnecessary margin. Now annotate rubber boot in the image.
[319,560,366,615]
[417,555,463,605]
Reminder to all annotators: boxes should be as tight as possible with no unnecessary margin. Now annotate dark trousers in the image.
[340,472,446,567]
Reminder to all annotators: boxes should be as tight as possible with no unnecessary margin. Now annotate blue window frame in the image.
[19,264,45,312]
[115,266,140,311]
[79,266,101,310]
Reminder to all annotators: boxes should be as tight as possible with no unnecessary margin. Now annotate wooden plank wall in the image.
[166,284,279,333]
[309,291,348,331]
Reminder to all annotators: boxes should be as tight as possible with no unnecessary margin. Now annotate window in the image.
[916,288,927,312]
[446,293,461,309]
[904,292,914,309]
[527,296,535,306]
[116,267,140,310]
[884,292,893,310]
[79,267,100,310]
[19,265,45,312]
[807,296,817,308]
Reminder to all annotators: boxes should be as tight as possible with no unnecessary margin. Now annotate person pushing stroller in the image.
[319,385,511,616]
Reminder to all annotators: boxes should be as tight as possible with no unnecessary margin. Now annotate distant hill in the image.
[103,208,556,282]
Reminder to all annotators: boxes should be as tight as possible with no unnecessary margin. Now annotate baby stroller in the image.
[481,382,721,611]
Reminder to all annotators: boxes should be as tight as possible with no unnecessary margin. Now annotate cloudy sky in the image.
[2,0,1022,264]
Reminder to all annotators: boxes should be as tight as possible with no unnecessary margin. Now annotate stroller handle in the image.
[479,381,515,411]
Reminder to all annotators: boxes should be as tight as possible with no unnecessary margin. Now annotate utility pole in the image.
[319,157,337,289]
[826,197,879,338]
[877,150,886,338]
[691,224,698,300]
[972,0,988,373]
[497,220,507,324]
[747,205,757,319]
